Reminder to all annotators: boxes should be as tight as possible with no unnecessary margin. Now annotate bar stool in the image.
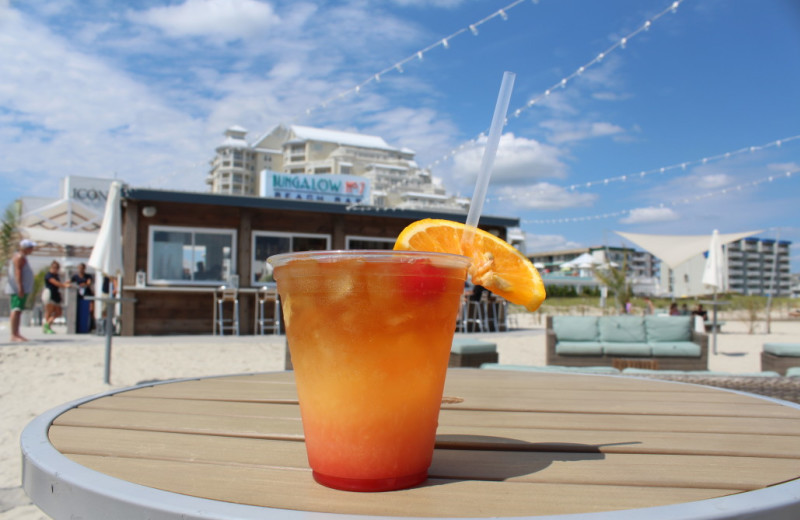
[462,296,484,333]
[456,293,467,332]
[255,286,282,335]
[495,297,509,331]
[214,286,240,336]
[482,293,508,332]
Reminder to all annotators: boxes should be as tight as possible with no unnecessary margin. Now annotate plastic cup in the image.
[269,250,470,492]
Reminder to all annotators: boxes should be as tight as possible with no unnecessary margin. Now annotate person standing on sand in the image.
[43,260,71,334]
[5,239,36,342]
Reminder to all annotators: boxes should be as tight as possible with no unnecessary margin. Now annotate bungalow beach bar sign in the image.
[259,170,370,204]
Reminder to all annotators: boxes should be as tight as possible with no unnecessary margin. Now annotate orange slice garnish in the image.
[394,219,546,312]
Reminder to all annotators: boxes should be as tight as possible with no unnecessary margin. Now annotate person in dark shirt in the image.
[43,261,71,334]
[71,262,95,329]
[71,262,94,298]
[692,304,708,321]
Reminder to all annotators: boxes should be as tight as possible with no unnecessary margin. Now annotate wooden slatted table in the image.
[21,369,800,519]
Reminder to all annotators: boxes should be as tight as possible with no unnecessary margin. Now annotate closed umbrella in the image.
[88,181,124,384]
[702,229,726,354]
[88,181,124,278]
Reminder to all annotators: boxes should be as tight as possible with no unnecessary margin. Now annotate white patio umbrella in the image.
[702,229,727,291]
[88,181,124,279]
[702,229,727,354]
[88,181,124,384]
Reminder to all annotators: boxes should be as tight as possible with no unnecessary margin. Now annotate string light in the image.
[469,133,800,206]
[425,0,687,169]
[523,168,798,225]
[554,134,800,193]
[290,0,532,122]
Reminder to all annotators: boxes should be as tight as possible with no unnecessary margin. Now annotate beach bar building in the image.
[118,187,519,336]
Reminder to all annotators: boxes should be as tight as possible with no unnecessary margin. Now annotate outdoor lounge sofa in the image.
[761,343,800,376]
[546,315,709,371]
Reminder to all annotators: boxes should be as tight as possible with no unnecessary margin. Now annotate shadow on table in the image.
[429,435,640,483]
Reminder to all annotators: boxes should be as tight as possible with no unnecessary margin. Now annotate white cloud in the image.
[364,106,457,162]
[524,234,583,254]
[128,0,280,42]
[452,133,567,185]
[591,91,632,102]
[491,183,597,211]
[619,206,680,224]
[768,161,800,173]
[540,119,625,145]
[388,0,466,7]
[0,10,210,196]
[695,173,731,190]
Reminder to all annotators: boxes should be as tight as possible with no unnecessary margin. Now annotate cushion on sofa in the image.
[451,338,497,355]
[650,342,701,357]
[645,316,692,342]
[785,367,800,377]
[552,316,599,342]
[599,316,646,343]
[763,343,800,357]
[555,341,603,356]
[602,342,652,356]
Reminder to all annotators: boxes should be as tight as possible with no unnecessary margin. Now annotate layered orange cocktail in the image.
[269,250,470,491]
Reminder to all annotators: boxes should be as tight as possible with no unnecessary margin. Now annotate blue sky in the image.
[2,0,799,270]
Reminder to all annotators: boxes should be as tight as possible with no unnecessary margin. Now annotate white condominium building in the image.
[727,238,791,296]
[663,237,792,297]
[207,124,468,211]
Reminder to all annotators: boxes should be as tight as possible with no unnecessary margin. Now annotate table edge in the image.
[20,371,800,520]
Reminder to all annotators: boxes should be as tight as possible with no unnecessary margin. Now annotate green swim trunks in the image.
[10,294,27,311]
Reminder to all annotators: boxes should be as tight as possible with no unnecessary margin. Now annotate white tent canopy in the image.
[614,230,763,269]
[20,197,102,232]
[21,227,98,247]
[562,252,601,269]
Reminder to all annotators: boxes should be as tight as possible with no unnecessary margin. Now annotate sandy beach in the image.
[2,315,799,519]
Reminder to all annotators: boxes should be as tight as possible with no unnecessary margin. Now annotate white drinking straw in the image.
[461,71,516,250]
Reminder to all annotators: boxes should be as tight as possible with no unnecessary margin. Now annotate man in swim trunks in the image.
[5,239,36,342]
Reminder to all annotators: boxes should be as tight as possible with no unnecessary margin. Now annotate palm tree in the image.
[1,201,21,272]
[592,254,632,314]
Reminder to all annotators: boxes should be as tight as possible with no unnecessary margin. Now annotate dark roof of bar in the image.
[123,187,520,228]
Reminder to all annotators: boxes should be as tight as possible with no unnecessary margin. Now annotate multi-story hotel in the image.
[528,246,660,279]
[527,246,661,296]
[726,238,791,296]
[207,125,468,211]
[663,237,792,297]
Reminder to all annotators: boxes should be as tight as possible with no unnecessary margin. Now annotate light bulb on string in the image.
[423,0,749,172]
